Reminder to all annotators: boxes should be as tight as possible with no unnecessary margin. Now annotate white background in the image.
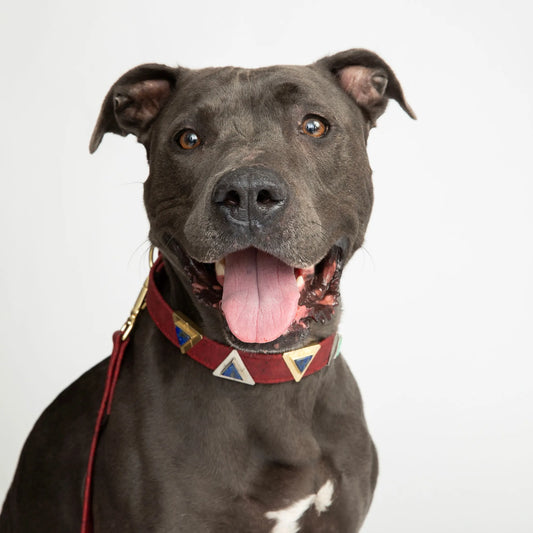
[1,1,532,531]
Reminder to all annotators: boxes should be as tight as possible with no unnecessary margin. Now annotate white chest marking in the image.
[265,479,335,533]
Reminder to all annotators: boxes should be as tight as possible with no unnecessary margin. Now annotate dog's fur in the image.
[0,49,413,532]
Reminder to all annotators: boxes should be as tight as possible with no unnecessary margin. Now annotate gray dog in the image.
[1,49,414,532]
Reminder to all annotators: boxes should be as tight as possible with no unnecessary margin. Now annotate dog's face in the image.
[91,49,414,352]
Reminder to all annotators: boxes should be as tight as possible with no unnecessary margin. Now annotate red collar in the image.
[146,256,340,385]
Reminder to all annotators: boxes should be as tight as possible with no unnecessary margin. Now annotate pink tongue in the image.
[221,248,300,344]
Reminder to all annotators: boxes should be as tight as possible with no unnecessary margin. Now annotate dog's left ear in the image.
[89,63,178,153]
[316,49,416,126]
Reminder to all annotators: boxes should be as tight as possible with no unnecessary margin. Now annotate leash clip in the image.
[120,247,155,341]
[120,277,149,341]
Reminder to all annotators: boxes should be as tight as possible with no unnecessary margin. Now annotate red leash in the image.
[80,257,150,533]
[80,332,129,533]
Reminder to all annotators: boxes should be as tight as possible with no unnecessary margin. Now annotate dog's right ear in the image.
[89,64,178,153]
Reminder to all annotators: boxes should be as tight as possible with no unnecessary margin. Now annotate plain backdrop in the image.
[1,1,532,531]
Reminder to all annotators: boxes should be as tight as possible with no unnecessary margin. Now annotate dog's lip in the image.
[164,233,346,272]
[167,236,347,286]
[191,235,349,270]
[191,247,331,271]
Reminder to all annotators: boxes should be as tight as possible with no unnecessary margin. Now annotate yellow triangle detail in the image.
[282,344,321,382]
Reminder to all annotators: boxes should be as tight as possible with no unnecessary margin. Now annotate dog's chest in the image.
[94,453,345,532]
[91,330,369,532]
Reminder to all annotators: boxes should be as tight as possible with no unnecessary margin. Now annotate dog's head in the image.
[91,49,414,352]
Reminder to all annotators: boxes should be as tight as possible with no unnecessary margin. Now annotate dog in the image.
[0,49,414,532]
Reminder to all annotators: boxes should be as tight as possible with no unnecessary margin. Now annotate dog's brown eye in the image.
[176,129,201,150]
[301,116,329,138]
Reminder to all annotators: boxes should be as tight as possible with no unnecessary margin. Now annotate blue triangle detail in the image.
[221,361,243,381]
[175,326,191,347]
[294,355,313,373]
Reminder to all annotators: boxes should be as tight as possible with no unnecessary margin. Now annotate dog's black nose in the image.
[212,167,288,227]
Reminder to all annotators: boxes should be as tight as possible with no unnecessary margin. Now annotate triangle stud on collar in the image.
[172,311,203,354]
[213,350,256,386]
[283,344,321,382]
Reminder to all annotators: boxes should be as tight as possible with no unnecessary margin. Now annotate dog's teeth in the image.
[296,275,305,290]
[215,259,225,277]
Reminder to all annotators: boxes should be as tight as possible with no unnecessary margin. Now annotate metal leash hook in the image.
[120,246,156,341]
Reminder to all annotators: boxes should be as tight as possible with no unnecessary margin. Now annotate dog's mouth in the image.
[166,238,344,345]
